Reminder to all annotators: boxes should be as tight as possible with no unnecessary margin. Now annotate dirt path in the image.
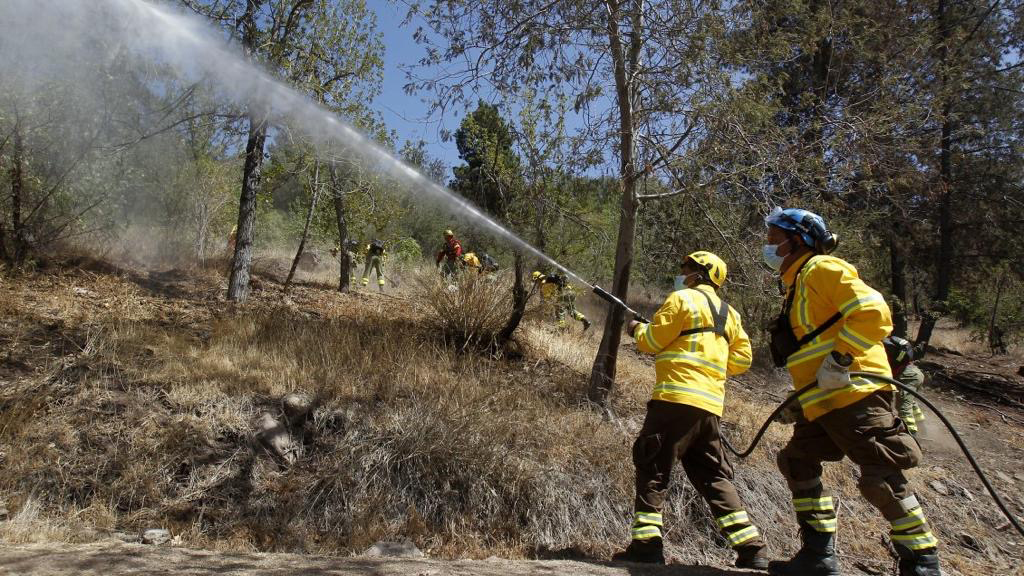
[0,541,757,576]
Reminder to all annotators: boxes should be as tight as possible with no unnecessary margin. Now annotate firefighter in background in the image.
[226,224,238,254]
[331,238,360,288]
[461,251,481,273]
[614,251,768,570]
[462,251,500,275]
[763,207,939,576]
[532,271,590,331]
[557,278,590,331]
[884,336,927,437]
[479,252,499,274]
[436,229,463,278]
[361,239,387,292]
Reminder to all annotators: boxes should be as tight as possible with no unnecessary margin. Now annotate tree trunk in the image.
[227,112,268,302]
[916,0,952,346]
[988,270,1006,354]
[588,0,642,407]
[533,185,547,257]
[329,164,352,292]
[497,250,527,345]
[226,0,266,302]
[10,120,27,265]
[889,225,908,338]
[0,221,8,264]
[285,161,321,290]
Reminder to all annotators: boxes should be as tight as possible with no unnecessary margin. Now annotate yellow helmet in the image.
[443,229,454,238]
[531,270,543,281]
[685,251,727,287]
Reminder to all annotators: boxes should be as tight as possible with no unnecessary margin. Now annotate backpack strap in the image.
[678,289,731,343]
[794,312,842,347]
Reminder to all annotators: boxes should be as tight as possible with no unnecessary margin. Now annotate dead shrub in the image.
[415,269,515,349]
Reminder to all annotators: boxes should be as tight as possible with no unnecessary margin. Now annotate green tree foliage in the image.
[451,101,522,220]
[182,0,385,301]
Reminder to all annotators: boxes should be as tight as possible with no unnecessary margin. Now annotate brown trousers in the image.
[633,400,764,549]
[778,391,933,542]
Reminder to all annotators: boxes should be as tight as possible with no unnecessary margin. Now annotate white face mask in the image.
[674,272,698,291]
[762,238,792,272]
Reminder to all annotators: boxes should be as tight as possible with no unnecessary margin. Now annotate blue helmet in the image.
[765,207,838,254]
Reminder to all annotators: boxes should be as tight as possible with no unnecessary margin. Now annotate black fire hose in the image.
[720,371,1024,537]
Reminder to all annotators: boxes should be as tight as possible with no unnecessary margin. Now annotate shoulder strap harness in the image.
[678,289,731,344]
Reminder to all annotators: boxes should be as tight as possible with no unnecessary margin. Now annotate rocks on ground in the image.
[928,480,950,496]
[255,412,296,465]
[362,540,424,559]
[253,392,316,465]
[141,529,171,545]
[958,532,983,552]
[282,392,314,424]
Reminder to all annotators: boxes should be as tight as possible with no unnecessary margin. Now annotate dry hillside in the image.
[0,256,1022,575]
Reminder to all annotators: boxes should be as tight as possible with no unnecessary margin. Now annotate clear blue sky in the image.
[368,3,611,180]
[371,3,464,174]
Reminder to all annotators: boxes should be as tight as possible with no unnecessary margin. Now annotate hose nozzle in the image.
[592,285,650,323]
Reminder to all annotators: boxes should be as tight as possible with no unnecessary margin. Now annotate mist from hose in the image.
[0,0,590,287]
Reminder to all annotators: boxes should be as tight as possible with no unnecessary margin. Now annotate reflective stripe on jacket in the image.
[782,253,894,421]
[633,285,752,416]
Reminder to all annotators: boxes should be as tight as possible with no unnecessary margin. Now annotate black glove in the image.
[775,401,802,425]
[626,320,642,337]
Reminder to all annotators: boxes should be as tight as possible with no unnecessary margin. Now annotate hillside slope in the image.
[1,257,1022,575]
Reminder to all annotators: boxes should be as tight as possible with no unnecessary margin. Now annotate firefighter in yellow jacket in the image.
[763,208,939,576]
[613,251,768,570]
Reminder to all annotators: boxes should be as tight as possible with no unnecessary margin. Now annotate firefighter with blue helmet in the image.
[764,207,940,576]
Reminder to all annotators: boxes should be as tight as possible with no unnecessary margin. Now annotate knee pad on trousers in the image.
[633,433,664,469]
[776,449,820,490]
[858,469,909,511]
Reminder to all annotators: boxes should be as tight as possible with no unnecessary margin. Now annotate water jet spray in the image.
[0,0,648,326]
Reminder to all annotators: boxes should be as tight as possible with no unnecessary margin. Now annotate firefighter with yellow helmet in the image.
[613,251,768,570]
[763,208,939,576]
[532,270,590,331]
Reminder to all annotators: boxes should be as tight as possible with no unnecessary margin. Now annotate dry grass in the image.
[0,258,1019,574]
[910,318,1022,359]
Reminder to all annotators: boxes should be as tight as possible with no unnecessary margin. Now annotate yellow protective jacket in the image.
[632,284,753,417]
[539,278,559,301]
[782,253,894,421]
[463,252,481,269]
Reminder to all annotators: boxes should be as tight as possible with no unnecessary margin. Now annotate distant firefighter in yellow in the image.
[461,251,481,273]
[884,336,927,437]
[361,239,386,292]
[532,271,590,331]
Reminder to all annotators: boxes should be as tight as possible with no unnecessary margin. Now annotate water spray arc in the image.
[0,0,619,304]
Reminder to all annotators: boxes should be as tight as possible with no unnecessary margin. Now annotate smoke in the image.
[0,0,588,284]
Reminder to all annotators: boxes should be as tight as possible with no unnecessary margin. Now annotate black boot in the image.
[735,543,769,570]
[611,537,664,564]
[896,545,941,576]
[768,530,840,576]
